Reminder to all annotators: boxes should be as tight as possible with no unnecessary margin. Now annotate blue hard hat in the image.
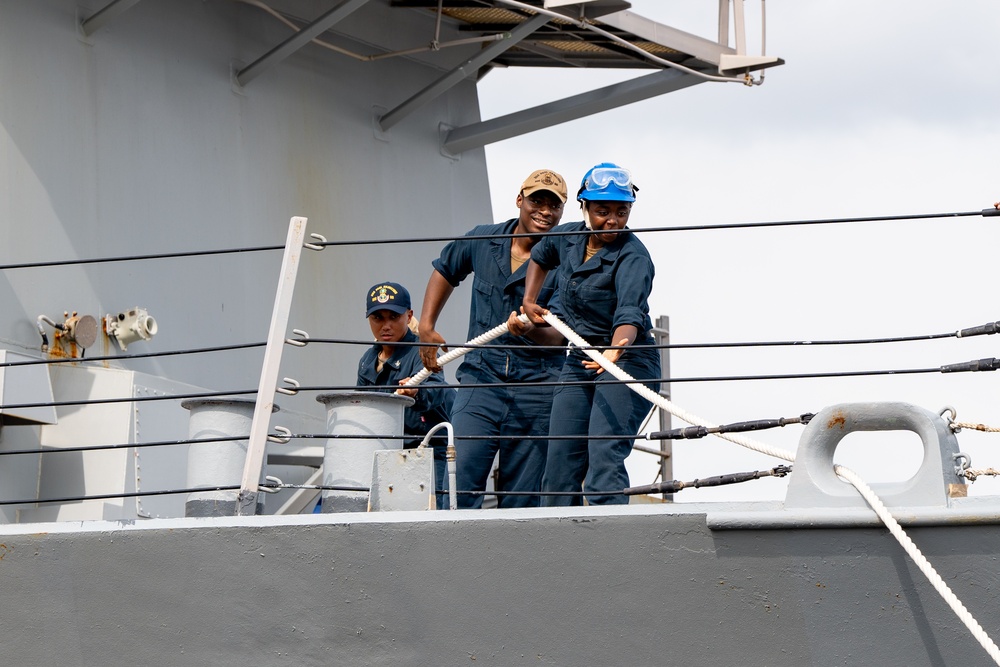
[577,163,637,203]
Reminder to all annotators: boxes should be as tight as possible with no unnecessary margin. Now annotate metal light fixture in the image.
[105,307,158,351]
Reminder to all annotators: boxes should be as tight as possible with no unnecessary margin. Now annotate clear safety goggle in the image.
[587,167,633,190]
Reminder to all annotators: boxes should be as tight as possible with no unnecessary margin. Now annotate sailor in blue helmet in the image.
[418,170,568,508]
[522,163,660,505]
[357,281,455,508]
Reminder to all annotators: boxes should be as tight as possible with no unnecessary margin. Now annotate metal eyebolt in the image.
[954,452,972,477]
[939,405,958,431]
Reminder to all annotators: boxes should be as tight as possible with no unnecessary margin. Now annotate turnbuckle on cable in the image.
[646,413,814,440]
[625,465,793,496]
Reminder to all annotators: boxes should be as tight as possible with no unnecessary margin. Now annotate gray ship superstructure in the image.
[2,2,1000,665]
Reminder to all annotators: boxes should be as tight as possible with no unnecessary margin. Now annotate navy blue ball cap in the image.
[365,282,411,317]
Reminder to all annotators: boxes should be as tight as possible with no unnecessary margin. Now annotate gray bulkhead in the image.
[0,0,484,389]
[0,0,486,516]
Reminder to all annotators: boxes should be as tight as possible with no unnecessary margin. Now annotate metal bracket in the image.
[276,378,300,396]
[258,475,283,494]
[268,425,292,444]
[285,330,309,347]
[303,233,326,251]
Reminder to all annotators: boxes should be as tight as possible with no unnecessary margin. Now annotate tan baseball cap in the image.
[520,169,567,203]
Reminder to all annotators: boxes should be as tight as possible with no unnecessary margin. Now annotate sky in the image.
[476,0,1000,501]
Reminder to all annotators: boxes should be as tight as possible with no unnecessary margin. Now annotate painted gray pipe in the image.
[182,398,278,517]
[420,421,458,510]
[316,391,413,513]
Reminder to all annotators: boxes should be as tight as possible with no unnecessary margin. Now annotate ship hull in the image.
[3,506,997,666]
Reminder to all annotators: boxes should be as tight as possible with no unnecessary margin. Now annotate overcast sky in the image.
[477,0,1000,501]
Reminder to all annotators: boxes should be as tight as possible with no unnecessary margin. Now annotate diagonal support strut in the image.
[377,12,551,133]
[444,67,704,154]
[236,0,372,87]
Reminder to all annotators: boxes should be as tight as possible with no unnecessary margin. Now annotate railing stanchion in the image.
[237,216,308,516]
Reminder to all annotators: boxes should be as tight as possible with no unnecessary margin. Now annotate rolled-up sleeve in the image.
[611,252,654,332]
[530,234,562,271]
[432,229,477,287]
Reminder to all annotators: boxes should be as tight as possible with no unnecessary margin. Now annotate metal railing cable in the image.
[6,311,986,371]
[0,388,257,411]
[0,341,266,368]
[308,208,994,248]
[1,354,994,412]
[278,433,668,442]
[0,486,239,506]
[0,429,750,458]
[0,469,795,505]
[263,356,1000,392]
[287,317,1000,350]
[0,435,247,457]
[3,209,993,272]
[0,483,371,507]
[0,244,283,271]
[540,310,1000,666]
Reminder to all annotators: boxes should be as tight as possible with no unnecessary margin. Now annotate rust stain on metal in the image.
[827,411,846,429]
[48,331,82,361]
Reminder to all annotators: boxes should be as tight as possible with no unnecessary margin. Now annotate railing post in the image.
[652,315,673,501]
[237,216,308,516]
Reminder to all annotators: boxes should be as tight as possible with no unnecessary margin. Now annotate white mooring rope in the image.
[402,312,1000,664]
[834,465,1000,664]
[401,316,521,388]
[538,312,1000,666]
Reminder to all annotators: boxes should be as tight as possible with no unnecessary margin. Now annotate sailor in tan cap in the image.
[417,169,568,508]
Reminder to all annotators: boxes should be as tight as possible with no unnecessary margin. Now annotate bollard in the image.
[181,398,278,517]
[316,391,413,512]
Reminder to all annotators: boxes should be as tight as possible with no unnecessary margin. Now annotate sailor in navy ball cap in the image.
[357,281,454,507]
[365,282,411,317]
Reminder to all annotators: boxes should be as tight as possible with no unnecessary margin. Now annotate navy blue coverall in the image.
[530,221,660,505]
[357,329,456,506]
[432,218,565,508]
